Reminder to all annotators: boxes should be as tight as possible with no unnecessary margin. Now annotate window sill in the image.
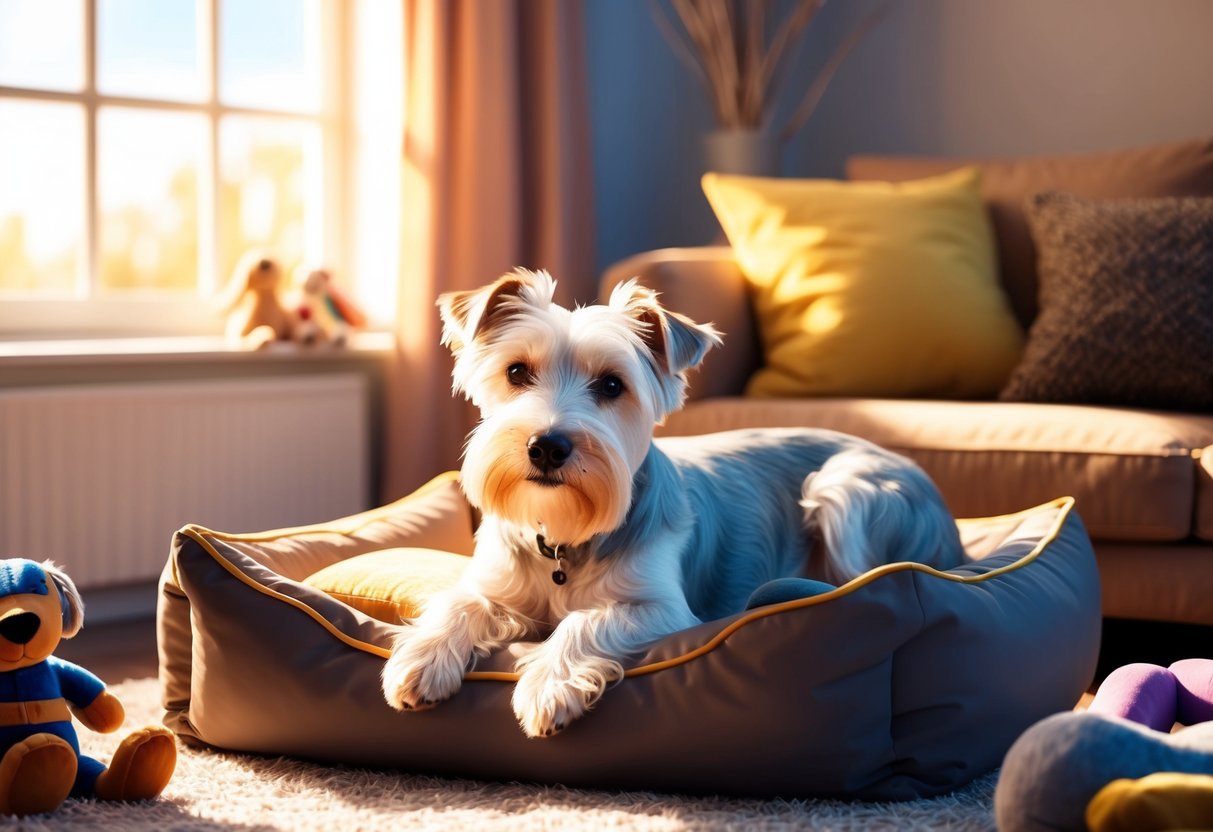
[0,330,397,369]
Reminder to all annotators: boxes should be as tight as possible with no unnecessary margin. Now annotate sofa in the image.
[600,137,1213,628]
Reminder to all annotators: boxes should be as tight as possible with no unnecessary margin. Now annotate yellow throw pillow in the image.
[303,547,470,622]
[702,167,1024,398]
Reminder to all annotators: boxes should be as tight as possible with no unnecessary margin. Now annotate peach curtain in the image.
[381,0,596,501]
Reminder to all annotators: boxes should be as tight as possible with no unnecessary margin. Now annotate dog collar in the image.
[535,534,569,586]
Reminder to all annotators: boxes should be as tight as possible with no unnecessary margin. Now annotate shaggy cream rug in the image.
[14,678,998,831]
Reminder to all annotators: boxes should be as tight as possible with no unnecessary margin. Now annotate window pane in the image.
[0,101,85,295]
[219,116,319,285]
[0,0,85,91]
[98,107,206,293]
[98,0,206,102]
[220,0,322,112]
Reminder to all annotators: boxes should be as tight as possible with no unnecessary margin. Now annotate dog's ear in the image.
[610,279,722,376]
[437,269,556,355]
[40,560,84,638]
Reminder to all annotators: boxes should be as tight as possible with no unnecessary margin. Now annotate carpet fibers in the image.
[7,678,999,831]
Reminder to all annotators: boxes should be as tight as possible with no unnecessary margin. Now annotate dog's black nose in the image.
[0,612,40,645]
[527,433,573,472]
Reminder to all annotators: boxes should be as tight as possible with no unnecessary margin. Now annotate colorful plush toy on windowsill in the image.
[293,266,368,346]
[996,658,1213,832]
[0,559,176,817]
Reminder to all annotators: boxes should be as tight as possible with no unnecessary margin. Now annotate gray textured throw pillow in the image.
[999,192,1213,410]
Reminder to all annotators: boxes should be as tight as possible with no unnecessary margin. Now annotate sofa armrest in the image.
[600,247,759,401]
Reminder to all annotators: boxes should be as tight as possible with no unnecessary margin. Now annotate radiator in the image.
[0,373,370,589]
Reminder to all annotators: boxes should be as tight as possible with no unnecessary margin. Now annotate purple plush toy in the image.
[1090,659,1213,732]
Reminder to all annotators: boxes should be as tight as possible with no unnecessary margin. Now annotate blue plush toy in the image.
[0,558,176,816]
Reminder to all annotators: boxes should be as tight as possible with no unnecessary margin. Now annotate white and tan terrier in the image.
[382,269,963,738]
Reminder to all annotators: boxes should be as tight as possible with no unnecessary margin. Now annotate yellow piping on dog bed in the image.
[174,476,1076,682]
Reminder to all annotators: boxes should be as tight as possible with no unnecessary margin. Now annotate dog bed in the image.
[157,472,1101,801]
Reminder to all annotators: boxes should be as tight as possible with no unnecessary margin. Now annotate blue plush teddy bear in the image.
[0,558,176,816]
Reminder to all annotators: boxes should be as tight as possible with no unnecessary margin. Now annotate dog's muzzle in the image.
[527,432,573,475]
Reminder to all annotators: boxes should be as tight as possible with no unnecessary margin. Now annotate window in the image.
[0,0,400,338]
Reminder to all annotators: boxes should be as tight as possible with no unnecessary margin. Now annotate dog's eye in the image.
[592,374,625,401]
[506,362,533,387]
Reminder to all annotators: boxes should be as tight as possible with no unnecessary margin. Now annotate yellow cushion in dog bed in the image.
[302,548,470,623]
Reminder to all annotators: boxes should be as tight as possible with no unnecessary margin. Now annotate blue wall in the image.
[583,0,718,276]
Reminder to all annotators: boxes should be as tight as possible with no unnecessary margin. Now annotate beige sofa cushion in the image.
[659,398,1213,543]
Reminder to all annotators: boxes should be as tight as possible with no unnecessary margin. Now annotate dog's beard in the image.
[463,425,634,545]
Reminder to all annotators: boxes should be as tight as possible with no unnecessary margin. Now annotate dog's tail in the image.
[800,446,965,584]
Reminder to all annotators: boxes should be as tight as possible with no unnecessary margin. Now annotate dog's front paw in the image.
[511,654,622,738]
[381,629,467,712]
[511,669,587,738]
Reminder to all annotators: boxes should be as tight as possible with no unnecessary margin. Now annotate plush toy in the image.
[292,267,367,346]
[995,659,1213,832]
[216,252,299,349]
[0,559,176,816]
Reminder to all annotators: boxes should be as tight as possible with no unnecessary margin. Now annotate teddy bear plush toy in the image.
[0,558,176,816]
[216,251,301,349]
[995,659,1213,832]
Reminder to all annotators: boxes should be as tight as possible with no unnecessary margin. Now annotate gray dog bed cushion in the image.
[157,472,1101,801]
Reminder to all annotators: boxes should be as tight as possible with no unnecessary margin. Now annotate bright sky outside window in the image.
[219,116,321,286]
[221,0,322,113]
[0,0,84,92]
[0,99,86,295]
[98,0,207,103]
[98,107,206,292]
[0,0,349,335]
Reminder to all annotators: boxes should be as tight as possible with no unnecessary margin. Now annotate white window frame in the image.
[0,0,359,339]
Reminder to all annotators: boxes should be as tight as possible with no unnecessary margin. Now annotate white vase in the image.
[702,129,780,176]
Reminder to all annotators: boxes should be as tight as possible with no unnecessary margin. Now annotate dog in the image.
[382,269,964,738]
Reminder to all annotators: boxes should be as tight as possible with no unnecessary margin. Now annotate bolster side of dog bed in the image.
[157,472,474,743]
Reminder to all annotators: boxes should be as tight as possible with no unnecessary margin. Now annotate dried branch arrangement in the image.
[650,0,892,142]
